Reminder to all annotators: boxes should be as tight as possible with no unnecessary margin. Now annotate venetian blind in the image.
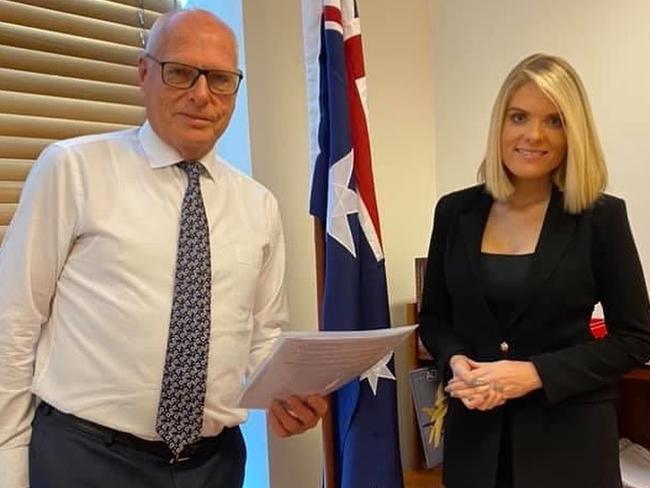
[0,0,176,243]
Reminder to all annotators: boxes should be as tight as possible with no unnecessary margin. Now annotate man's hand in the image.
[268,395,328,438]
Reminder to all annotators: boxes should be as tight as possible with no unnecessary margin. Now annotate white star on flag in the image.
[326,150,358,257]
[360,352,396,396]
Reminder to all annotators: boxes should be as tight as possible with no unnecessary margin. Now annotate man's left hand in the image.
[268,395,328,438]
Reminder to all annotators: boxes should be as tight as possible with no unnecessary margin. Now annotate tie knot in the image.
[178,161,202,182]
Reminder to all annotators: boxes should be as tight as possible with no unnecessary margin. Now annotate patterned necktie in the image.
[156,161,212,457]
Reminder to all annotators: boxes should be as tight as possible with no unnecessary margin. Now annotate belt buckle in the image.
[169,454,191,464]
[168,438,207,464]
[170,442,197,464]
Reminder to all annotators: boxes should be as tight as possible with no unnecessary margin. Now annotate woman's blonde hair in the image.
[478,53,607,213]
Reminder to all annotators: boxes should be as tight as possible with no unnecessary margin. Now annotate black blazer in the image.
[419,185,650,488]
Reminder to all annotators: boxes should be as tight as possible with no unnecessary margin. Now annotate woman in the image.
[419,53,650,488]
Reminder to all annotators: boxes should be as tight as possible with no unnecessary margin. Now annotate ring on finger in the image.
[469,377,487,387]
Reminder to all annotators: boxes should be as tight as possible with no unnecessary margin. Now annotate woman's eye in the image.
[509,112,527,124]
[547,115,564,129]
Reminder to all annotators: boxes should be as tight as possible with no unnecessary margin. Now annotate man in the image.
[0,9,326,488]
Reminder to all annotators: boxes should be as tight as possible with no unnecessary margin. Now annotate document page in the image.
[237,325,417,409]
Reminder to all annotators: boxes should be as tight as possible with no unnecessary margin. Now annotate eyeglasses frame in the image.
[144,53,244,95]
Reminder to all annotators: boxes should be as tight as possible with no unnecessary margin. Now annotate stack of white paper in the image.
[620,438,650,488]
[237,325,417,408]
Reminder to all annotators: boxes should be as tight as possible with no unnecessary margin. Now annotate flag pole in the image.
[314,217,337,488]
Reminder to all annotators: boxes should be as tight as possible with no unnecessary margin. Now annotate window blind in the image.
[0,0,176,242]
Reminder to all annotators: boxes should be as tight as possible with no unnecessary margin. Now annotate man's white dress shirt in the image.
[0,122,288,487]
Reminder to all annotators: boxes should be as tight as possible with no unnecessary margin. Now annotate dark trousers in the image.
[29,402,246,488]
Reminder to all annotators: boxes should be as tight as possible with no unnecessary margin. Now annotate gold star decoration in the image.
[421,382,447,448]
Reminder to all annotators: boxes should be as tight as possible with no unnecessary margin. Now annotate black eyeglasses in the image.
[145,54,243,95]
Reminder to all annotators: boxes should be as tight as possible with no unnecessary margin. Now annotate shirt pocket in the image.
[234,243,264,269]
[212,242,264,324]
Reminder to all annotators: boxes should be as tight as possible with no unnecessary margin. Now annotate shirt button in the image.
[500,341,509,353]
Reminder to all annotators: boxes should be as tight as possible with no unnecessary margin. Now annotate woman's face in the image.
[500,82,567,185]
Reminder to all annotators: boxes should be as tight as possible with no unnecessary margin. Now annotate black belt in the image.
[38,402,226,464]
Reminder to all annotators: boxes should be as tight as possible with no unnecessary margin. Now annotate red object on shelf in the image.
[590,318,608,339]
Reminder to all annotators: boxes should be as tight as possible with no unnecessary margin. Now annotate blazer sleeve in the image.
[531,196,650,404]
[419,195,466,378]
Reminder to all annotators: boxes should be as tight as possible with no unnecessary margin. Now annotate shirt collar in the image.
[138,120,219,181]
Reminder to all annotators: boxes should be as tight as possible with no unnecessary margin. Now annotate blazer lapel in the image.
[458,189,499,327]
[506,187,577,328]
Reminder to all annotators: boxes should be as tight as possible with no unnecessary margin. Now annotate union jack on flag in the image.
[308,1,404,486]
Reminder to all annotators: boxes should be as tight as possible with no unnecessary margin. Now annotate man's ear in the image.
[137,54,148,88]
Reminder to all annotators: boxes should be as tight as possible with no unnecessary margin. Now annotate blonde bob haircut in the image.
[478,53,607,214]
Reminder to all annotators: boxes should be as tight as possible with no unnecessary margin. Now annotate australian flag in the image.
[309,1,404,486]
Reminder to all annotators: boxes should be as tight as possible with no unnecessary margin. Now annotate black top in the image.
[480,253,534,328]
[480,252,534,487]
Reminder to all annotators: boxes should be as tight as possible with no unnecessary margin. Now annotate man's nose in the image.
[188,73,211,102]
